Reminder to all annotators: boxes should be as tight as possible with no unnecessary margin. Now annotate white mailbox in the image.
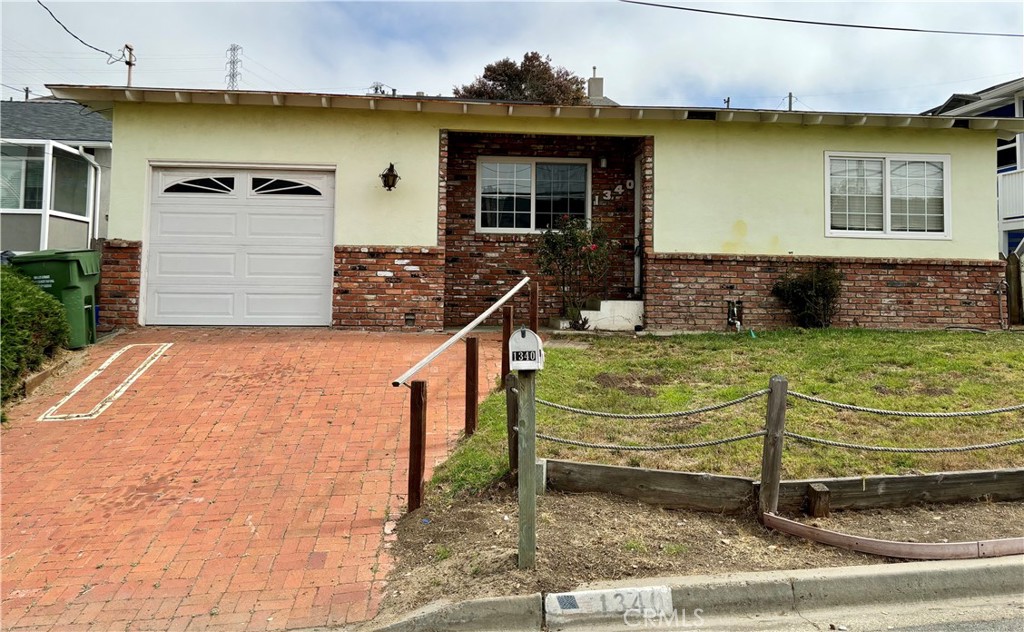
[509,328,544,371]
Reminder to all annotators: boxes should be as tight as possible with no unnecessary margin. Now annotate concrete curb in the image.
[364,556,1023,632]
[367,593,543,632]
[550,556,1024,629]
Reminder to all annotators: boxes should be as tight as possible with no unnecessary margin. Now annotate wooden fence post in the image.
[505,373,519,475]
[530,282,540,334]
[501,305,513,379]
[758,375,788,519]
[1008,253,1022,326]
[465,337,478,436]
[808,483,831,518]
[408,380,427,512]
[517,369,537,569]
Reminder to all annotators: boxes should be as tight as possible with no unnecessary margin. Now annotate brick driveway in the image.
[1,328,501,631]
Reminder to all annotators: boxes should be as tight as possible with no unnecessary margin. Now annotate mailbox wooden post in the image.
[511,328,544,569]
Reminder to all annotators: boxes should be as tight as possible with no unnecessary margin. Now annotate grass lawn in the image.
[432,329,1024,496]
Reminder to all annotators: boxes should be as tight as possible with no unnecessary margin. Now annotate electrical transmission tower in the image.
[225,44,242,90]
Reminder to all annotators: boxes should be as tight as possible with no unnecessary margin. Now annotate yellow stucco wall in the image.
[650,122,996,259]
[110,103,443,245]
[109,103,998,259]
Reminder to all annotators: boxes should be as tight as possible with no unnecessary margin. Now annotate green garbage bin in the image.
[11,249,101,349]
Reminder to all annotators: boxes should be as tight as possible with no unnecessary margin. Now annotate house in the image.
[48,83,1024,333]
[924,78,1024,255]
[0,98,112,253]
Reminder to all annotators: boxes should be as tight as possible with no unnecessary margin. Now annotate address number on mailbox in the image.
[509,329,544,371]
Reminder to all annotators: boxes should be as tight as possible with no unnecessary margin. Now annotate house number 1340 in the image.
[594,180,634,205]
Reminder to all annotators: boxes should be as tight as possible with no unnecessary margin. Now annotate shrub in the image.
[536,215,615,330]
[771,264,843,328]
[1,265,70,402]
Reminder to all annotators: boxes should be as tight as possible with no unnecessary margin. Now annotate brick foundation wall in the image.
[97,239,142,332]
[333,246,445,330]
[443,132,647,327]
[645,253,1005,331]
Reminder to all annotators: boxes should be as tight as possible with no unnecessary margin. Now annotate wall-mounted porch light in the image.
[380,163,400,190]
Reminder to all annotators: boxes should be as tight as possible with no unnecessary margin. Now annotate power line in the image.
[240,53,304,91]
[793,96,816,111]
[35,0,125,62]
[1,82,41,95]
[618,0,1024,38]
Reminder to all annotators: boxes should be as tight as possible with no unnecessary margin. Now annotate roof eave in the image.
[46,84,1024,136]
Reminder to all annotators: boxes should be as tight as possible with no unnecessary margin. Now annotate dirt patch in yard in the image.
[594,372,669,398]
[373,490,1023,625]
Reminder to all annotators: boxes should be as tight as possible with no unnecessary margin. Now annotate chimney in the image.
[587,66,604,100]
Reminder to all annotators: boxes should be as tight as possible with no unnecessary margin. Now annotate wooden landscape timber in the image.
[545,459,754,513]
[762,512,1024,560]
[544,460,1024,515]
[773,468,1024,513]
[543,459,1024,560]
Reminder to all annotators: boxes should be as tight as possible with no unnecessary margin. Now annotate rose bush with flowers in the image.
[536,215,615,330]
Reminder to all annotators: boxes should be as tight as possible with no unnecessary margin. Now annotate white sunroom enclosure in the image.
[1,140,101,252]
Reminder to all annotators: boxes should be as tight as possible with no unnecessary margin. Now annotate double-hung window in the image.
[826,152,951,239]
[476,157,590,232]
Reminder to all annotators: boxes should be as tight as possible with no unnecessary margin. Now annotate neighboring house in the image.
[0,98,112,253]
[49,83,1023,333]
[924,78,1024,255]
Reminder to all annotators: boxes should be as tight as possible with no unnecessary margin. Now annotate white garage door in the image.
[146,168,334,326]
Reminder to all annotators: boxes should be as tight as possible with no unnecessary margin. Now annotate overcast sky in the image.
[2,1,1022,114]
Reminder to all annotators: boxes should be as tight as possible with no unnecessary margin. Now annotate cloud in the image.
[2,1,1021,113]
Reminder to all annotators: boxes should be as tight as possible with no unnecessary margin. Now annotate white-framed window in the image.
[1,145,45,210]
[476,157,590,232]
[1,139,99,252]
[825,152,951,239]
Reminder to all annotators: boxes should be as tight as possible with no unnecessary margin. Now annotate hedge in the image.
[1,265,70,402]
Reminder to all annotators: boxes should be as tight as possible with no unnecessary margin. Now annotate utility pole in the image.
[225,43,242,90]
[724,97,731,109]
[24,87,30,101]
[124,44,135,87]
[788,92,793,111]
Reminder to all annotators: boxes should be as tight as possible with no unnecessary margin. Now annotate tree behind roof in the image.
[453,52,586,105]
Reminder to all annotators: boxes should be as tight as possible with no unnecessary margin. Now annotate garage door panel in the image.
[244,290,330,319]
[246,211,331,241]
[151,290,235,318]
[147,168,334,326]
[245,252,331,281]
[153,211,237,239]
[152,251,237,278]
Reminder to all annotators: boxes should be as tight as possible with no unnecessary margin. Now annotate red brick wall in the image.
[333,246,445,330]
[443,132,647,327]
[97,239,141,332]
[644,253,1005,331]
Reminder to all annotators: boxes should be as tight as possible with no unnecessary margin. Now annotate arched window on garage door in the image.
[163,176,235,194]
[251,177,321,196]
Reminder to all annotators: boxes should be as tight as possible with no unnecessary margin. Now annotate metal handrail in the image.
[391,276,531,387]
